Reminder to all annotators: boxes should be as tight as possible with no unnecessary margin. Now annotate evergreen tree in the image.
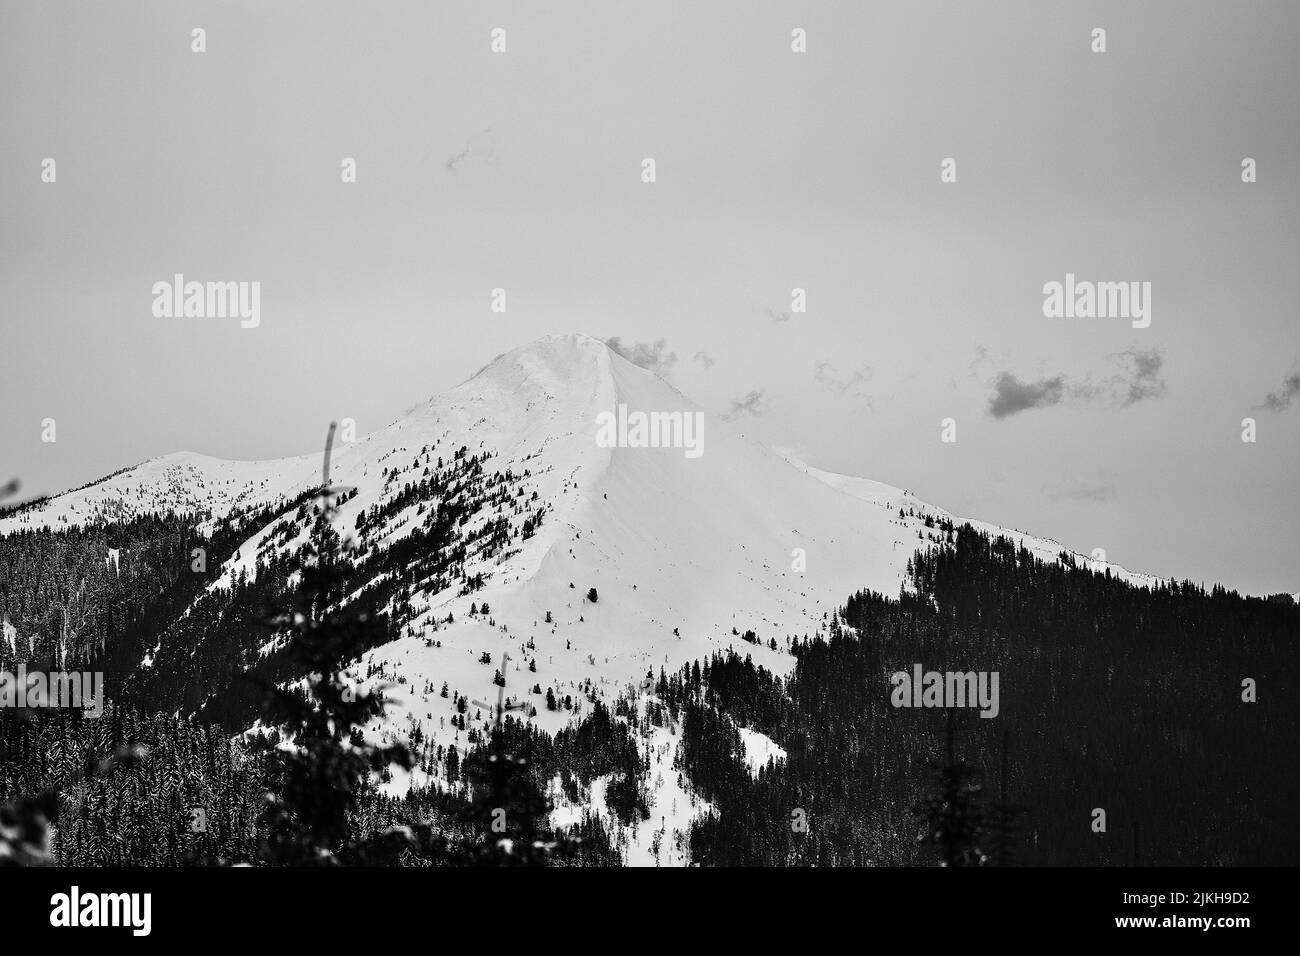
[913,711,986,867]
[255,485,415,865]
[985,729,1025,866]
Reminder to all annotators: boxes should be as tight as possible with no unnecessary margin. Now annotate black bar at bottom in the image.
[0,865,1280,943]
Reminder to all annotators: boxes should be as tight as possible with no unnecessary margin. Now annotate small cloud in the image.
[445,129,495,175]
[1045,480,1117,504]
[1258,364,1300,412]
[1108,348,1166,406]
[968,345,993,378]
[988,372,1066,419]
[814,360,872,398]
[604,336,678,377]
[445,151,469,174]
[724,389,769,420]
[692,351,716,370]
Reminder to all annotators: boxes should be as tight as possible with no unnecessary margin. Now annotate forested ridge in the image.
[0,487,620,867]
[0,445,547,729]
[679,527,1298,865]
[2,497,1295,865]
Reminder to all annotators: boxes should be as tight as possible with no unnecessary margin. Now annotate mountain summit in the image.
[0,331,1153,700]
[0,332,1157,860]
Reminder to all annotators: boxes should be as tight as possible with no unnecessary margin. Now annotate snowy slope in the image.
[787,460,1159,590]
[0,451,319,534]
[342,333,928,750]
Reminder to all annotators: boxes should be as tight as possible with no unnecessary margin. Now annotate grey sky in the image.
[2,1,1297,595]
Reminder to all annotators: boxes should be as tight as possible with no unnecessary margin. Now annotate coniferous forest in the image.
[1,485,1295,866]
[678,527,1298,866]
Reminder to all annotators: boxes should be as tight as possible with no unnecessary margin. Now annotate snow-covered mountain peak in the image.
[1,330,1177,864]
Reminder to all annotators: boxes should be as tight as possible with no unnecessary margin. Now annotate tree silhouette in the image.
[913,710,986,867]
[985,729,1026,866]
[254,440,415,865]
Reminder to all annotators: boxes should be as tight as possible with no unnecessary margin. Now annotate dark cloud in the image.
[604,337,678,377]
[988,373,1066,419]
[724,389,769,420]
[1258,365,1300,412]
[989,349,1167,419]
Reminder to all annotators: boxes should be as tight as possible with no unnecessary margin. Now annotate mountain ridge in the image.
[0,331,1159,588]
[0,329,1163,736]
[0,331,1219,866]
